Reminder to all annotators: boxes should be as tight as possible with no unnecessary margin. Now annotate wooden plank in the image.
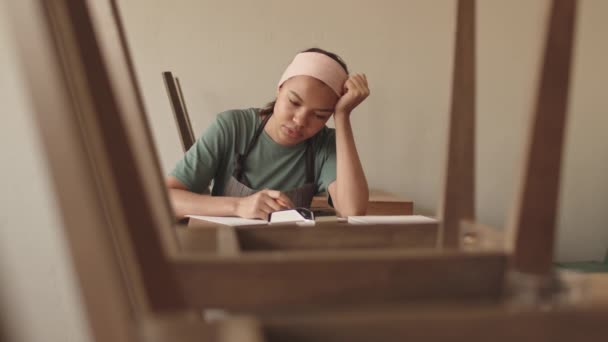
[586,273,608,305]
[217,226,241,256]
[141,314,266,342]
[257,272,608,340]
[162,72,196,152]
[460,220,505,251]
[261,306,608,342]
[5,1,151,340]
[366,201,414,216]
[138,306,608,342]
[140,273,608,341]
[175,77,196,145]
[235,223,438,251]
[439,0,476,249]
[36,0,186,313]
[218,317,266,342]
[139,275,608,341]
[509,0,577,276]
[175,226,218,253]
[174,251,507,310]
[139,312,217,342]
[182,221,438,252]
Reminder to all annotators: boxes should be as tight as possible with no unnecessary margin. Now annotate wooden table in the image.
[311,190,413,215]
[186,190,415,227]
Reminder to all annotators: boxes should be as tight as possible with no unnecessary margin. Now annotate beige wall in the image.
[118,0,608,262]
[0,2,92,341]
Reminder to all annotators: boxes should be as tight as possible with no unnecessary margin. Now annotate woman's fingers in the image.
[242,189,294,220]
[349,73,369,93]
[237,190,295,220]
[343,74,369,100]
[277,195,295,209]
[264,195,284,212]
[266,190,294,208]
[256,202,275,220]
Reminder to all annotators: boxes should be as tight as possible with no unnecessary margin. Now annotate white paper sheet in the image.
[269,209,313,224]
[347,215,437,225]
[186,215,268,226]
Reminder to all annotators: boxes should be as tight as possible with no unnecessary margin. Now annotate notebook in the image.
[269,207,343,225]
[347,215,437,225]
[186,215,268,226]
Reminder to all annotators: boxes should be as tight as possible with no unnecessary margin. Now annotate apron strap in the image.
[234,112,317,187]
[234,114,272,183]
[305,139,315,184]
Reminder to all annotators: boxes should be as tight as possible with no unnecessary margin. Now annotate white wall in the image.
[118,0,608,262]
[0,2,92,341]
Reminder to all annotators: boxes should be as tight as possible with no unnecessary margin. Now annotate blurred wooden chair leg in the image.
[508,0,577,278]
[438,0,476,250]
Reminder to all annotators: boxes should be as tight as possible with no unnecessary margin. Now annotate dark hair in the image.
[259,47,348,117]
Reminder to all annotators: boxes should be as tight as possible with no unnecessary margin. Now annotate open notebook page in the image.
[186,215,268,226]
[347,215,437,225]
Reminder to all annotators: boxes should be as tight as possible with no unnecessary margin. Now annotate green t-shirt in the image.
[170,108,337,197]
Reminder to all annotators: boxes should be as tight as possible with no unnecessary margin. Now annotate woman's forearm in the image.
[168,188,240,219]
[333,115,369,216]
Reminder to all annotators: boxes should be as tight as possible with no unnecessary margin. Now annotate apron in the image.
[222,114,316,208]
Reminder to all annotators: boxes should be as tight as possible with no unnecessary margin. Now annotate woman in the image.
[166,48,369,219]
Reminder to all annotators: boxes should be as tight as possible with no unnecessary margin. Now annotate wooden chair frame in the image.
[8,0,504,313]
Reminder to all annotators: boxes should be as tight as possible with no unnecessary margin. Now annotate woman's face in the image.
[266,76,339,146]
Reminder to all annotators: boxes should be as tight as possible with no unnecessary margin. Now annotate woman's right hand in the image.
[235,189,294,220]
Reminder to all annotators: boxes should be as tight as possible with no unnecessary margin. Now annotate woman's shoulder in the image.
[215,108,261,128]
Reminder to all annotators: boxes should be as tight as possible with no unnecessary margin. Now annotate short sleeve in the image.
[316,129,337,195]
[169,114,230,193]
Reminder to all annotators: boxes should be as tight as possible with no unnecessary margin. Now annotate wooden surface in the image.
[216,226,241,256]
[235,222,438,251]
[312,189,413,215]
[138,274,608,342]
[7,1,153,341]
[140,274,608,342]
[179,222,439,252]
[70,0,186,312]
[218,318,266,342]
[510,0,577,276]
[260,305,608,342]
[174,250,507,311]
[162,71,196,152]
[438,0,476,249]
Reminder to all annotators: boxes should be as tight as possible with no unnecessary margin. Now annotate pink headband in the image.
[277,52,349,97]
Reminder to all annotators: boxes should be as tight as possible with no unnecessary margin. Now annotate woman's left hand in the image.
[334,73,370,118]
